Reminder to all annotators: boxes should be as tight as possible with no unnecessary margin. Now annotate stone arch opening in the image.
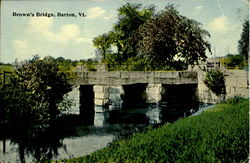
[122,83,148,107]
[160,84,198,122]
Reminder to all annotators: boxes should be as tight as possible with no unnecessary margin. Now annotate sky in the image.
[0,0,249,63]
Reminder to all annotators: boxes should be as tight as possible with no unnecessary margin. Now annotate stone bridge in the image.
[68,70,248,122]
[69,71,198,108]
[70,71,198,85]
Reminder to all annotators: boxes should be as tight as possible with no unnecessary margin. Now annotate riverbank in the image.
[55,98,249,163]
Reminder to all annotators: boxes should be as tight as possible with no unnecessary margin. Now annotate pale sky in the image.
[0,0,249,63]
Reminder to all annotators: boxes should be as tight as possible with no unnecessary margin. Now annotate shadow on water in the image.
[0,84,205,162]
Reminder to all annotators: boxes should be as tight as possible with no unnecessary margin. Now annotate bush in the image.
[59,100,249,163]
[220,54,246,69]
[204,70,226,96]
[1,56,72,125]
[223,96,248,104]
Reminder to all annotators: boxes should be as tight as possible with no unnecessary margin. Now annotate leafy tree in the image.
[93,33,112,60]
[225,54,245,69]
[56,56,65,62]
[93,3,155,66]
[238,19,249,60]
[134,5,211,70]
[17,56,72,118]
[0,55,72,125]
[93,4,210,71]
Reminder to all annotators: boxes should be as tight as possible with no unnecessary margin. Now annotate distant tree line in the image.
[38,56,98,72]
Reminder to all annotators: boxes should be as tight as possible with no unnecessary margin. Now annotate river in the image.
[0,86,208,163]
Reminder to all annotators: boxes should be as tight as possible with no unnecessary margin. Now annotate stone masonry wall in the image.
[146,84,163,103]
[94,85,110,106]
[93,84,164,106]
[198,70,249,104]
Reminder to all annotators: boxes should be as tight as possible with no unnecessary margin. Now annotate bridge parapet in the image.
[70,71,198,85]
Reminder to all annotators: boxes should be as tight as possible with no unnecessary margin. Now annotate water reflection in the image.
[1,123,65,163]
[0,86,202,163]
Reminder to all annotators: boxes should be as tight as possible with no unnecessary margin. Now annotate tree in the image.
[238,19,249,60]
[12,55,72,123]
[134,5,211,70]
[93,33,112,60]
[0,55,73,162]
[224,54,244,69]
[93,3,155,64]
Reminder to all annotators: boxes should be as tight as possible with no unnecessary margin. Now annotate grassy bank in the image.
[56,99,249,163]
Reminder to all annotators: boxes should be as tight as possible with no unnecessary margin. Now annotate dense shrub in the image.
[58,100,249,163]
[204,70,226,96]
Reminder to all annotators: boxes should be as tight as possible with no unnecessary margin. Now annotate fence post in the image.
[3,71,6,85]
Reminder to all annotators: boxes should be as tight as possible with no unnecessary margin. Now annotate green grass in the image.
[55,100,249,163]
[0,65,14,73]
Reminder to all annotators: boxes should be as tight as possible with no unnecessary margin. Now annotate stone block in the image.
[129,72,145,79]
[180,71,198,78]
[87,72,99,78]
[154,78,173,84]
[226,87,249,98]
[94,85,109,93]
[95,92,109,99]
[172,78,197,85]
[87,79,100,85]
[225,75,248,88]
[98,72,109,78]
[147,94,161,103]
[145,72,155,78]
[108,72,121,78]
[121,72,130,79]
[94,99,109,106]
[146,84,162,93]
[154,72,177,78]
[198,83,209,92]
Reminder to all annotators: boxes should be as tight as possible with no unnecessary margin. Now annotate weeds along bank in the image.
[55,98,249,163]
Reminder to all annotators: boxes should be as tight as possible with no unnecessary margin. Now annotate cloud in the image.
[87,7,106,19]
[58,24,80,40]
[14,40,28,49]
[12,17,95,62]
[29,17,52,32]
[75,38,92,43]
[195,6,203,11]
[104,14,116,20]
[192,5,203,15]
[28,18,90,42]
[208,16,229,33]
[13,40,41,61]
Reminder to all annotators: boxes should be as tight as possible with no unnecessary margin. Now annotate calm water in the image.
[0,86,207,163]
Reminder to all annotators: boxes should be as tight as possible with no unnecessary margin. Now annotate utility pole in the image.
[214,47,216,58]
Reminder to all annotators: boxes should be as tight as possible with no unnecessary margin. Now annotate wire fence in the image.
[0,71,12,85]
